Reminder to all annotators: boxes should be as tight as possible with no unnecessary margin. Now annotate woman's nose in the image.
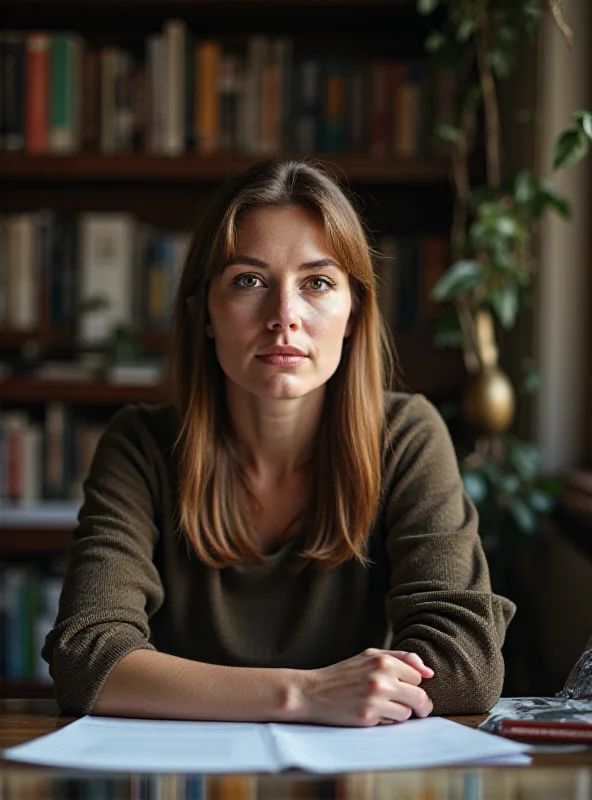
[266,286,301,332]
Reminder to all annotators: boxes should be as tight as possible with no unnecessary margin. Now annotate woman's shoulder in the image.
[383,390,444,430]
[103,401,179,457]
[381,390,453,467]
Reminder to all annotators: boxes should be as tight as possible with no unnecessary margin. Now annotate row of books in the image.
[0,210,449,344]
[0,402,104,504]
[0,211,190,341]
[0,566,62,681]
[0,23,457,157]
[0,771,554,800]
[375,234,449,333]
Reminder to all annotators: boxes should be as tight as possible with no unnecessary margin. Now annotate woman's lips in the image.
[256,354,307,366]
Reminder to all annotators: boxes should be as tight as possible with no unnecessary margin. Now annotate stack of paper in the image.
[3,716,531,773]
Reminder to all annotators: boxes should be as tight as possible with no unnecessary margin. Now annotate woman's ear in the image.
[344,312,355,339]
[187,295,215,338]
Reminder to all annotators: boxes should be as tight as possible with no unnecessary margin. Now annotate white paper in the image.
[2,715,531,774]
[269,718,531,773]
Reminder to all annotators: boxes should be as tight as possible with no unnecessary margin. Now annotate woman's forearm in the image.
[92,649,306,721]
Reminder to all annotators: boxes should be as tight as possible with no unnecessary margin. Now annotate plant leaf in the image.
[500,473,520,495]
[417,0,440,14]
[528,488,555,514]
[457,18,475,42]
[431,260,483,301]
[514,170,536,204]
[535,180,571,219]
[435,123,462,144]
[508,441,540,480]
[432,308,464,349]
[489,48,514,80]
[462,471,488,504]
[572,110,592,140]
[508,496,537,534]
[537,475,564,499]
[553,129,589,170]
[489,285,518,329]
[426,31,447,52]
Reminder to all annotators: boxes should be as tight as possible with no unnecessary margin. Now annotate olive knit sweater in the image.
[42,392,516,716]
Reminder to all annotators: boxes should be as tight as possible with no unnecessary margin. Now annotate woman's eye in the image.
[306,276,335,291]
[232,273,262,289]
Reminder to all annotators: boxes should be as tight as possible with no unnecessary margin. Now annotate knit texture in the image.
[42,392,516,716]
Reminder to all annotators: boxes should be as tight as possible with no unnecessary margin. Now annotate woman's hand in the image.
[295,648,434,727]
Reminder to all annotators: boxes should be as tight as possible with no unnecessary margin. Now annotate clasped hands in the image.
[298,648,434,727]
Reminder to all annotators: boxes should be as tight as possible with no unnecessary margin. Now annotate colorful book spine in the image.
[26,33,50,153]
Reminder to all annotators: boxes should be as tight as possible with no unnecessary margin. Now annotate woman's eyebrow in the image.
[223,255,342,271]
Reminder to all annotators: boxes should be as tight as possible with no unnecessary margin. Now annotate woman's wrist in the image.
[275,668,315,723]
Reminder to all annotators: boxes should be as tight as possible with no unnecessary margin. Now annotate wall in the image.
[536,0,592,472]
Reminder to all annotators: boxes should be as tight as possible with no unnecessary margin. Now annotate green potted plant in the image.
[417,0,592,580]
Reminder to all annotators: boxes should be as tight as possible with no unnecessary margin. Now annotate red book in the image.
[26,32,49,152]
[370,60,391,158]
[498,719,592,743]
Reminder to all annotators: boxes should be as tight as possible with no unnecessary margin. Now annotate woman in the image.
[42,158,515,725]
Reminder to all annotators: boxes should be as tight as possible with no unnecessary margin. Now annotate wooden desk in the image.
[1,700,592,799]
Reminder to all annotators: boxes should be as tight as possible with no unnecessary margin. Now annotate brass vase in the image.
[462,309,516,435]
[462,365,516,434]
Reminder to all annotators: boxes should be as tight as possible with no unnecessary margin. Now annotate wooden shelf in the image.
[0,679,54,700]
[0,379,168,404]
[0,331,463,401]
[0,154,450,184]
[0,329,171,354]
[0,528,73,555]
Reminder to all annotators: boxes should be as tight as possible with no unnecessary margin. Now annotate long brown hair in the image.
[171,157,393,570]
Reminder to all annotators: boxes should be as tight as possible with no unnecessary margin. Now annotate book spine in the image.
[35,209,54,334]
[44,401,67,499]
[133,60,148,152]
[26,33,50,153]
[3,33,26,151]
[396,62,422,156]
[322,59,348,153]
[370,60,390,158]
[349,59,368,153]
[114,50,135,153]
[219,54,241,153]
[278,38,293,153]
[499,721,592,742]
[49,35,78,153]
[294,58,322,153]
[100,47,118,154]
[163,19,186,156]
[184,30,196,151]
[196,41,220,156]
[146,35,164,154]
[82,43,100,151]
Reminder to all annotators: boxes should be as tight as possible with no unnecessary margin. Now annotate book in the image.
[77,212,135,345]
[480,697,592,743]
[497,719,592,743]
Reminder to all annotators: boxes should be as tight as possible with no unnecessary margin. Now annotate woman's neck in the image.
[225,381,325,482]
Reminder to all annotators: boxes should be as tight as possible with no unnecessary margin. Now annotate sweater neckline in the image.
[230,533,303,578]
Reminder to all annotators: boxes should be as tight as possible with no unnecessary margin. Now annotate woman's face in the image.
[207,204,354,401]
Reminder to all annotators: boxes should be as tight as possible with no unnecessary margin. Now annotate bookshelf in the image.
[0,153,450,183]
[0,0,462,698]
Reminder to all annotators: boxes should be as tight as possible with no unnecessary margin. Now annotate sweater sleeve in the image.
[383,394,516,716]
[41,406,166,715]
